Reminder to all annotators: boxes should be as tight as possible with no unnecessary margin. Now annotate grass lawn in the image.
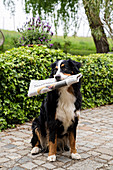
[0,30,21,53]
[51,36,96,55]
[0,30,113,55]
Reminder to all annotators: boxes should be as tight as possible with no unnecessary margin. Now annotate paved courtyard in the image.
[0,105,113,170]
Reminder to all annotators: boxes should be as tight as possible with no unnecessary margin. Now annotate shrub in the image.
[0,46,113,130]
[52,42,61,49]
[16,17,53,47]
[0,45,67,130]
[71,54,113,108]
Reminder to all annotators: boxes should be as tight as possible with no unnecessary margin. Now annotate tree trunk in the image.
[83,0,109,53]
[91,21,109,53]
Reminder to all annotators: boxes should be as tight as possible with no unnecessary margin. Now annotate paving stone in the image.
[0,152,7,157]
[0,157,10,163]
[67,159,103,170]
[6,153,21,160]
[53,161,64,167]
[54,168,65,170]
[0,167,7,170]
[33,159,45,165]
[57,155,71,163]
[17,145,27,150]
[99,154,113,160]
[42,162,56,169]
[0,142,7,147]
[80,153,91,159]
[21,162,37,169]
[78,146,90,152]
[8,131,30,138]
[1,160,19,168]
[94,157,108,163]
[0,105,113,169]
[88,151,100,156]
[62,162,72,169]
[33,167,46,170]
[18,156,32,164]
[9,166,25,170]
[3,144,17,149]
[108,160,113,165]
[1,139,11,144]
[95,147,113,156]
[17,149,30,156]
[107,165,113,170]
[13,142,24,146]
[7,148,17,154]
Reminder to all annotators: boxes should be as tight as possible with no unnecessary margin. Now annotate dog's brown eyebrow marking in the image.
[61,64,64,67]
[55,66,58,69]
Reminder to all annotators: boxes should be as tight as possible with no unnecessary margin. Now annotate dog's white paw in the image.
[31,147,40,155]
[47,155,56,162]
[71,153,81,160]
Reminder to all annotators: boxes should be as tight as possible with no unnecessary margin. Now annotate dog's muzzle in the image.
[55,75,61,81]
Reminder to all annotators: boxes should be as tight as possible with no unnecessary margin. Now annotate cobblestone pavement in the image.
[0,105,113,170]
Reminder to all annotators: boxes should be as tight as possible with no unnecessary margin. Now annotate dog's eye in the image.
[61,66,67,71]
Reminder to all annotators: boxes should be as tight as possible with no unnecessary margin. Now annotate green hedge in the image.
[71,54,113,108]
[0,45,113,130]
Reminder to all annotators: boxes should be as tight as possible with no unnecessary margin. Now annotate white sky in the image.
[0,0,91,37]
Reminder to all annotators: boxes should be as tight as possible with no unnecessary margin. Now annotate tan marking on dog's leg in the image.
[47,129,49,148]
[35,128,40,141]
[34,129,40,148]
[31,128,41,154]
[69,131,81,159]
[48,135,57,156]
[69,131,77,154]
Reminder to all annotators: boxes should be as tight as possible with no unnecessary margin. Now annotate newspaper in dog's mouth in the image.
[28,73,82,97]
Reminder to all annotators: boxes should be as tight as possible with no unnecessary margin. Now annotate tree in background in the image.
[83,0,109,53]
[3,0,113,53]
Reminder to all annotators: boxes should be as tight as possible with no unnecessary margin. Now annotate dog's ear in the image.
[49,61,57,78]
[67,59,81,69]
[50,62,56,69]
[67,58,81,74]
[50,59,60,69]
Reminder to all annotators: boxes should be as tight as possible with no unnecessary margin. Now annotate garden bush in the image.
[0,45,113,130]
[16,17,53,47]
[71,54,113,108]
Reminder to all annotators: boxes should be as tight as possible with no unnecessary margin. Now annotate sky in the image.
[0,0,91,37]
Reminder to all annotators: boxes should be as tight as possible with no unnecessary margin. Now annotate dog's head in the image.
[50,59,81,81]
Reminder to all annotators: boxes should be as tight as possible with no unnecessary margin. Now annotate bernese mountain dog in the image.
[31,59,82,161]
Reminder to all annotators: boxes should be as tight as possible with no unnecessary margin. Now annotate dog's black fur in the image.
[31,59,82,161]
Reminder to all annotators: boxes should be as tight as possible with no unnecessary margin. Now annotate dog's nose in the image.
[55,75,61,81]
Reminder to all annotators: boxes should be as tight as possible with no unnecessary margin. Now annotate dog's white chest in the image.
[56,87,76,133]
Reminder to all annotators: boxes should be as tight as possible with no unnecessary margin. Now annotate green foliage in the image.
[16,17,53,47]
[0,45,67,130]
[0,45,113,130]
[24,0,79,36]
[72,54,113,108]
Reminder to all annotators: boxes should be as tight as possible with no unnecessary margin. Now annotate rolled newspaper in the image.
[28,73,82,97]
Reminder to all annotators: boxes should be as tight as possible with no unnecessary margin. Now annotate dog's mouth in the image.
[55,73,72,82]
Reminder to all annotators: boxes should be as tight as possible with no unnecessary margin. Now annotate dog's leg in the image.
[69,131,81,160]
[47,134,57,162]
[31,129,41,155]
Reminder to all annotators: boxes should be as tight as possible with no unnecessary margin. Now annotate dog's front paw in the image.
[31,147,40,155]
[47,155,56,162]
[71,153,81,160]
